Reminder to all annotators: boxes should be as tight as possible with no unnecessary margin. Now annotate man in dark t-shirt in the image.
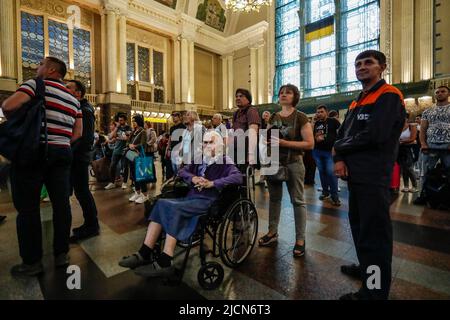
[231,89,261,170]
[313,105,341,205]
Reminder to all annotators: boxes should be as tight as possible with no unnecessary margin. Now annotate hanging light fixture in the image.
[225,0,272,13]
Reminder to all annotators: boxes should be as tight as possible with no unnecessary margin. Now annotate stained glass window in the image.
[127,43,136,81]
[274,0,300,98]
[48,20,69,66]
[138,46,150,83]
[153,50,164,86]
[274,0,380,98]
[73,28,91,91]
[21,12,44,80]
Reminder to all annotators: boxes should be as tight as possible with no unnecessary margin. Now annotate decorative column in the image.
[173,37,181,103]
[0,0,17,89]
[380,0,393,83]
[188,40,195,103]
[105,7,118,92]
[257,44,265,104]
[401,0,414,83]
[227,55,234,110]
[221,56,228,110]
[419,0,433,80]
[180,37,189,102]
[250,47,258,102]
[119,13,127,94]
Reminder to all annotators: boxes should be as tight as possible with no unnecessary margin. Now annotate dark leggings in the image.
[129,160,148,193]
[400,163,417,188]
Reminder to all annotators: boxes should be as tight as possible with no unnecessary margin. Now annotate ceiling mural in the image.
[196,0,226,32]
[154,0,177,9]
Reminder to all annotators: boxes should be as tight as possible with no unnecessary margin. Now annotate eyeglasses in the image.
[203,140,214,145]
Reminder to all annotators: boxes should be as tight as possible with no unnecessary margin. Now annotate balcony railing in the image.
[130,100,174,113]
[85,94,97,106]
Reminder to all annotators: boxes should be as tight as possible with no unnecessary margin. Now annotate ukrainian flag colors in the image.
[305,16,335,42]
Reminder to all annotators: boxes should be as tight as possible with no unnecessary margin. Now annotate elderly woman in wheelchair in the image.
[119,131,243,277]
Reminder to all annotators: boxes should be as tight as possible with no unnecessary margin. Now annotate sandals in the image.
[258,233,278,247]
[293,242,305,257]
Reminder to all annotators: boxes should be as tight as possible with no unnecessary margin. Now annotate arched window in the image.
[274,0,380,100]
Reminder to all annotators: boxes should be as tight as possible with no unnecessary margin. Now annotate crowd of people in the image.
[1,49,449,301]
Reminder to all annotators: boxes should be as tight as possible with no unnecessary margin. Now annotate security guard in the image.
[333,50,406,300]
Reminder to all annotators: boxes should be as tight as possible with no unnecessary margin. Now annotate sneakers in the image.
[121,183,128,190]
[129,192,139,202]
[331,198,341,207]
[104,183,116,190]
[134,261,174,278]
[319,194,330,201]
[401,188,409,193]
[11,262,44,277]
[409,187,418,193]
[135,194,147,204]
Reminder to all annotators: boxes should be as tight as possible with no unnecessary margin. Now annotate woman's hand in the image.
[199,179,214,189]
[129,144,136,150]
[192,176,203,185]
[270,136,289,148]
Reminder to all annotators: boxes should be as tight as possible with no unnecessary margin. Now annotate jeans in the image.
[419,143,450,191]
[109,153,122,183]
[71,160,99,230]
[267,160,307,241]
[348,183,392,300]
[312,149,339,199]
[10,146,72,264]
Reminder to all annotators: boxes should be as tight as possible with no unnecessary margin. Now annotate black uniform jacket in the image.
[333,79,406,187]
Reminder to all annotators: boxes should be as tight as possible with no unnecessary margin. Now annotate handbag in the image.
[125,149,139,162]
[135,146,156,183]
[265,110,299,183]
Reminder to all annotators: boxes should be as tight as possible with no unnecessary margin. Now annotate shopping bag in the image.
[135,147,156,183]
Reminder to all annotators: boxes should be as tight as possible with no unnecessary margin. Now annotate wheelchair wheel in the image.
[218,199,258,268]
[197,262,224,290]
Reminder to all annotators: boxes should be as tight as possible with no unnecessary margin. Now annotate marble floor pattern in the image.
[0,161,449,300]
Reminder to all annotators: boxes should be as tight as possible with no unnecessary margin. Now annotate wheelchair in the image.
[146,166,258,290]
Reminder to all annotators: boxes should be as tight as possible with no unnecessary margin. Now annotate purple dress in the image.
[149,156,243,241]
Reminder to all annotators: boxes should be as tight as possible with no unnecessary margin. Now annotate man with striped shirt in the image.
[1,57,82,276]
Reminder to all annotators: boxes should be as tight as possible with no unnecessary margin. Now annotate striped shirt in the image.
[17,78,81,147]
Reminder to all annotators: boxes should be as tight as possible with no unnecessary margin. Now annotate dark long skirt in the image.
[149,195,215,241]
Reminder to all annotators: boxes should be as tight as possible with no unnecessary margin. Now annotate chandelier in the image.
[225,0,272,13]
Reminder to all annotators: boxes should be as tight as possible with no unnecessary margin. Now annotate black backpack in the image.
[0,78,47,166]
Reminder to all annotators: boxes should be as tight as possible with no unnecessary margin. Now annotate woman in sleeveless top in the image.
[258,84,314,257]
[398,114,418,192]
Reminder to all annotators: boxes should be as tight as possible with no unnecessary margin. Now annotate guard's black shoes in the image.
[341,264,362,280]
[70,225,100,243]
[11,262,44,277]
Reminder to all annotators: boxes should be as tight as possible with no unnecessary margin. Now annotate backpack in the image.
[0,78,47,166]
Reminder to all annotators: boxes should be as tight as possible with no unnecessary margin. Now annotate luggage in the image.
[423,164,450,210]
[90,156,111,182]
[390,162,401,191]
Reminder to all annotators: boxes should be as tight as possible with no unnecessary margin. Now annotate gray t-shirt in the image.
[422,104,450,144]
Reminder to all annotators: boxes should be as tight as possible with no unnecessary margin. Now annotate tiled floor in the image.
[0,161,449,300]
